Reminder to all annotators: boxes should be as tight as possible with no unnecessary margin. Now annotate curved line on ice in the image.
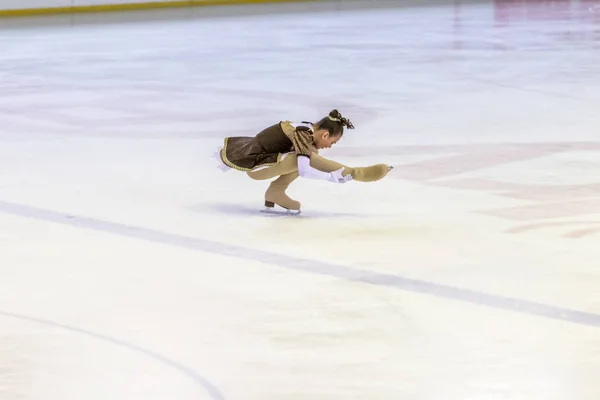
[0,310,225,400]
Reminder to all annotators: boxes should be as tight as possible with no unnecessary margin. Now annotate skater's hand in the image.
[328,167,353,183]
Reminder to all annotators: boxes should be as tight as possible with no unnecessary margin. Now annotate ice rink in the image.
[1,0,599,398]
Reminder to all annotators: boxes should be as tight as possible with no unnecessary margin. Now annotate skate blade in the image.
[260,207,301,216]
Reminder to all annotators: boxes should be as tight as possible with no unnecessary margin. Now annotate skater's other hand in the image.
[328,167,353,183]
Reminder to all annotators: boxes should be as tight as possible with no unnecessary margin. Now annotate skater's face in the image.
[314,130,341,149]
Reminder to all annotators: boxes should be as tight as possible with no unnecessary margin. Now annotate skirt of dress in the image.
[219,136,283,172]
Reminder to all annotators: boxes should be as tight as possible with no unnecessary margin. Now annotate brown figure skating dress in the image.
[220,120,317,172]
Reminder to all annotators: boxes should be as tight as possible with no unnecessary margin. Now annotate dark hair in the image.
[314,109,354,137]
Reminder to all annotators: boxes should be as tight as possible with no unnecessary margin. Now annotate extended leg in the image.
[246,154,297,180]
[309,153,391,182]
[309,153,354,175]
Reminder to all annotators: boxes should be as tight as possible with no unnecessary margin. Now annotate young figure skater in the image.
[217,109,392,215]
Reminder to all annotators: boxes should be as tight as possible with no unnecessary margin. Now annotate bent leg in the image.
[243,154,301,210]
[265,171,300,210]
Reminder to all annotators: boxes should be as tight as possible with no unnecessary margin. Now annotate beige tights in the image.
[247,155,300,210]
[309,153,391,182]
[246,153,391,210]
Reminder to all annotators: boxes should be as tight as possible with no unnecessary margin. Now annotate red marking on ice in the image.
[333,141,600,236]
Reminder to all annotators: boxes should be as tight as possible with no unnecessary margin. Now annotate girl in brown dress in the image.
[217,109,392,215]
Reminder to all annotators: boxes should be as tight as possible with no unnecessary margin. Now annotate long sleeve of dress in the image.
[297,154,332,180]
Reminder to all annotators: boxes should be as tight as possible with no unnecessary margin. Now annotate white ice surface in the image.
[1,1,600,399]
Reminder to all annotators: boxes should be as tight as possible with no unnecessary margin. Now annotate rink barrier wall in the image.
[0,0,315,17]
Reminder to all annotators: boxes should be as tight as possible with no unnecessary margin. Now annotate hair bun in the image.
[328,109,342,119]
[328,109,354,129]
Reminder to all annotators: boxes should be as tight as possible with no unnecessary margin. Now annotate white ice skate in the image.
[260,201,301,216]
